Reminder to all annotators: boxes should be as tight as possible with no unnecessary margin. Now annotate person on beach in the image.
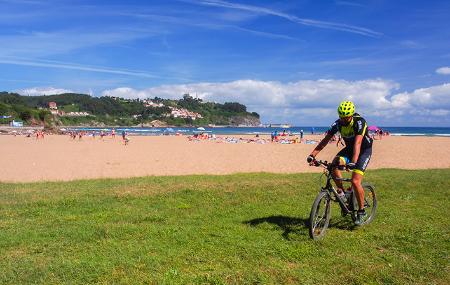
[307,101,373,225]
[300,129,304,143]
[336,133,344,147]
[122,130,129,145]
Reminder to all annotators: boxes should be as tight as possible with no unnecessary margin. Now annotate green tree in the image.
[19,110,32,121]
[38,110,50,121]
[221,102,247,113]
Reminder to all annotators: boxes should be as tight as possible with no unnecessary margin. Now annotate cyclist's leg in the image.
[352,172,364,210]
[332,148,352,192]
[351,147,372,210]
[332,159,343,191]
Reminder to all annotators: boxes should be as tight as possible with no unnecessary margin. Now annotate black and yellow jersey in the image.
[328,113,373,150]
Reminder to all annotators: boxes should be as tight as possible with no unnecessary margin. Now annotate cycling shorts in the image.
[336,147,372,175]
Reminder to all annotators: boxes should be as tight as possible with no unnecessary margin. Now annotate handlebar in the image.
[308,157,329,168]
[308,157,354,170]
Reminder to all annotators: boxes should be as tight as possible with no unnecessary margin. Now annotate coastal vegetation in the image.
[0,169,448,284]
[0,92,260,127]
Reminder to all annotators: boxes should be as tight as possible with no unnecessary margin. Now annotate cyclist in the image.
[307,101,373,225]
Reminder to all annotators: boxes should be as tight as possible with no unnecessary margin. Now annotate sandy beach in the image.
[0,134,449,182]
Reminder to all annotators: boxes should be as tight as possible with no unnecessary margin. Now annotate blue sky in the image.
[1,0,450,126]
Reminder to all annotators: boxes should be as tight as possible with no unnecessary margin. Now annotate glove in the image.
[307,155,315,164]
[347,162,356,169]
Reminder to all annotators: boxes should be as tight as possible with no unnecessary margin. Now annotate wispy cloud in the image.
[0,29,160,58]
[186,0,382,38]
[120,11,297,41]
[230,25,299,41]
[319,57,378,66]
[0,58,186,80]
[399,40,424,49]
[0,0,44,4]
[0,78,48,85]
[16,86,73,96]
[335,1,365,8]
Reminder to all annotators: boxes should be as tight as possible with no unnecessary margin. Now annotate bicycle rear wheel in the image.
[309,191,331,240]
[350,183,377,225]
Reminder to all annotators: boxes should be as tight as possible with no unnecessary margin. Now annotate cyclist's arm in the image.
[310,133,333,157]
[352,134,363,162]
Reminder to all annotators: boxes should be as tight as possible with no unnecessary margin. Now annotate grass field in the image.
[1,169,449,284]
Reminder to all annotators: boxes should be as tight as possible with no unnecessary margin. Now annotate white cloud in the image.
[436,67,450,75]
[390,83,450,109]
[102,79,450,125]
[16,87,73,96]
[103,78,398,108]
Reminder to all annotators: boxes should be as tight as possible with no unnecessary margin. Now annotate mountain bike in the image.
[307,158,377,240]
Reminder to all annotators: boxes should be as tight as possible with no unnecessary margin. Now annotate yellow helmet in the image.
[337,101,355,118]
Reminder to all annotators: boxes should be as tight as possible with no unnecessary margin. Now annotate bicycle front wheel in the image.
[309,191,331,240]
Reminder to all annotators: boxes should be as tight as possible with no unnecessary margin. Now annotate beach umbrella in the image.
[368,126,380,131]
[197,127,205,131]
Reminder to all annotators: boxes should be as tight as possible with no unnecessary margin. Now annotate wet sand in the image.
[0,134,449,182]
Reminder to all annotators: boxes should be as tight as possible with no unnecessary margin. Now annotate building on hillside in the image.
[10,120,23,127]
[63,112,90,117]
[143,99,164,108]
[165,107,203,120]
[48,102,57,110]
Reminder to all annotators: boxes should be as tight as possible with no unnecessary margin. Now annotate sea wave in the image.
[391,133,450,137]
[391,133,426,136]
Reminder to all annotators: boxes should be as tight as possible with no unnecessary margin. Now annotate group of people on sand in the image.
[67,129,129,145]
[188,132,302,144]
[35,130,45,139]
[9,129,46,138]
[188,135,268,144]
[372,129,390,140]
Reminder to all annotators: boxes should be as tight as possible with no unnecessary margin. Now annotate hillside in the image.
[0,92,260,127]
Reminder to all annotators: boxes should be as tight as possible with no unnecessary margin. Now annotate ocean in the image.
[70,126,450,137]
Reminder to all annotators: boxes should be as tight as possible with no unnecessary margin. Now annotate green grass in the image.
[0,169,449,284]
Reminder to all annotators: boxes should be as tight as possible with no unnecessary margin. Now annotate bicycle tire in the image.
[350,183,377,225]
[309,191,331,240]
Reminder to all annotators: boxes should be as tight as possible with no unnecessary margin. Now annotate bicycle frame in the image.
[319,161,355,216]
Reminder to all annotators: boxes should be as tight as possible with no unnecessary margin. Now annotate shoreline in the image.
[1,125,450,137]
